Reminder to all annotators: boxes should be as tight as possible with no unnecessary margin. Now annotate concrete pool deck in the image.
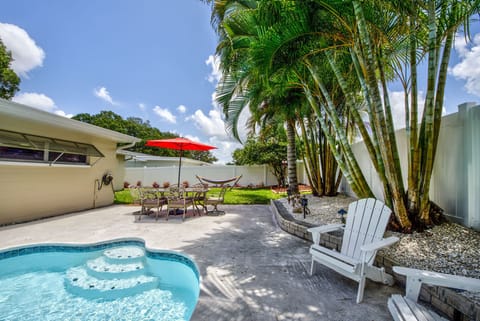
[0,204,399,320]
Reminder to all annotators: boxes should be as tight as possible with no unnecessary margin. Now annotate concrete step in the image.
[102,246,146,264]
[65,266,159,300]
[86,256,145,279]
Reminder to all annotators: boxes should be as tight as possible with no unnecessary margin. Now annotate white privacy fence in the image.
[125,164,289,188]
[340,102,480,230]
[125,162,308,188]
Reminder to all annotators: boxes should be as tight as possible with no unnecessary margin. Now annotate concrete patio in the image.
[0,204,400,320]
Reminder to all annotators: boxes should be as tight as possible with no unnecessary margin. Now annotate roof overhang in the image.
[117,150,210,165]
[0,98,141,144]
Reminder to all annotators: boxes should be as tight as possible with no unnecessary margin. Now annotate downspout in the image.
[115,140,140,185]
[92,140,139,208]
[116,140,139,153]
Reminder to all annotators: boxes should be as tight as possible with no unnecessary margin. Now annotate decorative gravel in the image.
[277,194,355,225]
[283,194,480,297]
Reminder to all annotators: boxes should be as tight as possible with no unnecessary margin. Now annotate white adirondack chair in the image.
[307,198,399,303]
[389,266,480,321]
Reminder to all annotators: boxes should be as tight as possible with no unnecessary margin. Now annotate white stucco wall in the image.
[0,100,138,225]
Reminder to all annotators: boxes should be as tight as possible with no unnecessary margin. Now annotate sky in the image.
[1,1,480,164]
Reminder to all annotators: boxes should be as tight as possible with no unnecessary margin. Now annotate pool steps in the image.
[86,256,145,279]
[64,246,158,300]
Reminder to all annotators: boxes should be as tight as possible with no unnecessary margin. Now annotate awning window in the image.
[0,129,104,165]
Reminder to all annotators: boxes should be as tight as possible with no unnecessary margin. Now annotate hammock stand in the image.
[195,175,242,215]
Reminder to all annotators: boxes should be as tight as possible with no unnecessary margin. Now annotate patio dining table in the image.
[155,186,209,220]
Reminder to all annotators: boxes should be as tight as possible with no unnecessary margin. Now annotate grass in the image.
[211,187,285,204]
[114,189,135,204]
[114,187,286,205]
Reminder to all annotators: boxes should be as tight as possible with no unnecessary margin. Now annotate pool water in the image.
[0,240,200,321]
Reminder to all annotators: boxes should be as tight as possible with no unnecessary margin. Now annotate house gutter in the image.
[116,140,139,153]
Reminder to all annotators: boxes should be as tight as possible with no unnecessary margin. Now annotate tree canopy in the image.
[0,39,20,100]
[232,127,288,186]
[73,111,218,163]
[206,0,480,231]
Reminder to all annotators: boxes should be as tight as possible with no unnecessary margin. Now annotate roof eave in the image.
[0,98,141,144]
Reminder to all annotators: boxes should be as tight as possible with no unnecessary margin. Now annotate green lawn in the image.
[212,187,285,204]
[114,187,286,205]
[114,189,136,204]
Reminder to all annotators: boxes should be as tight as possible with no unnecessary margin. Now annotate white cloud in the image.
[54,110,73,118]
[13,92,55,112]
[389,90,446,129]
[206,54,221,84]
[173,85,252,164]
[177,104,187,113]
[189,108,227,137]
[138,103,146,111]
[12,92,72,117]
[451,33,480,97]
[184,134,200,142]
[153,105,176,123]
[208,136,242,165]
[389,91,411,130]
[0,23,45,77]
[94,87,116,105]
[183,90,252,164]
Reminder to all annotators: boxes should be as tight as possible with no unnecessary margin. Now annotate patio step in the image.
[64,246,158,300]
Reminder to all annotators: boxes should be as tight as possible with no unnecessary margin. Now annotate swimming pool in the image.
[0,238,200,321]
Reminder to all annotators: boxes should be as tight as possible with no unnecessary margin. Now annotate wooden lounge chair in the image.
[388,266,480,321]
[307,198,399,303]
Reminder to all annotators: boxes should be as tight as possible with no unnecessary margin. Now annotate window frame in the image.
[0,129,104,166]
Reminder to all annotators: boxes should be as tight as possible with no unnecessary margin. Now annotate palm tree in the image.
[205,0,480,231]
[209,0,303,193]
[322,0,480,229]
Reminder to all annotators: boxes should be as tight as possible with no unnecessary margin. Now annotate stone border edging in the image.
[270,199,480,321]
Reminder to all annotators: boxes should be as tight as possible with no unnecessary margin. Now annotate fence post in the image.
[461,102,480,229]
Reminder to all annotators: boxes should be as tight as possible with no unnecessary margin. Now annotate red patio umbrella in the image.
[145,137,216,186]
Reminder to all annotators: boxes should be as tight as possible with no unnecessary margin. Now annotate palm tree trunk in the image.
[302,82,368,197]
[407,9,420,215]
[286,118,299,194]
[306,61,373,197]
[328,50,393,207]
[352,0,411,230]
[419,26,455,223]
[298,114,323,196]
[417,0,438,223]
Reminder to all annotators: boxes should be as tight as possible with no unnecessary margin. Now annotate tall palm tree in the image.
[323,0,480,229]
[205,0,480,231]
[209,0,303,193]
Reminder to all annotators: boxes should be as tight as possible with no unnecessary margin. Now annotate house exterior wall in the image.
[0,110,128,225]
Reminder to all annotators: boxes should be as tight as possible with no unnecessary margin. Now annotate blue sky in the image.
[1,0,241,163]
[1,1,480,163]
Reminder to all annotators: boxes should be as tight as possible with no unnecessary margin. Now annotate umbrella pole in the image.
[177,149,183,187]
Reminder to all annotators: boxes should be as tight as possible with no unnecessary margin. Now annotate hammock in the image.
[196,175,242,189]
